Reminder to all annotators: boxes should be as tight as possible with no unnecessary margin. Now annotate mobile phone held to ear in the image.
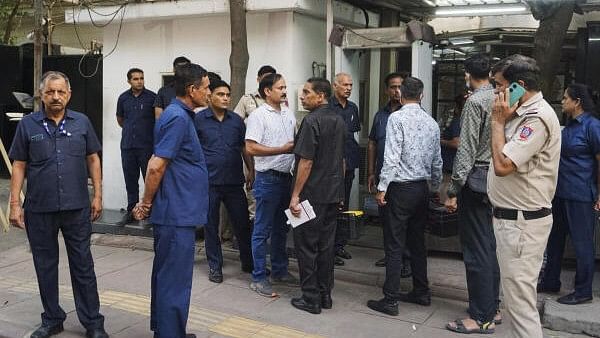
[508,82,526,107]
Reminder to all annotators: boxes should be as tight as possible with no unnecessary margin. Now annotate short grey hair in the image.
[39,71,71,91]
[334,72,352,84]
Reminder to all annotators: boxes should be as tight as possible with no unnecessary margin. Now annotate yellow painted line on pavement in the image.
[0,276,326,338]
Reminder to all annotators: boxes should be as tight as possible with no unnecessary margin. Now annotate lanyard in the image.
[43,119,71,137]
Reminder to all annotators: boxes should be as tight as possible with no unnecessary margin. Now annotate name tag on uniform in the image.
[30,134,44,142]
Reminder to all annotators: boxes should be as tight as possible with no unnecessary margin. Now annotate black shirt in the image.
[293,105,345,204]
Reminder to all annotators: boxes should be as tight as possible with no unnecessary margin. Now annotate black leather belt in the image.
[263,169,292,178]
[493,207,551,220]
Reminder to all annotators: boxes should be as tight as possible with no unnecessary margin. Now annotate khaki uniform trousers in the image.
[493,213,552,338]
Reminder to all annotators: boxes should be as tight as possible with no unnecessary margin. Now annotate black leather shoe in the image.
[334,256,345,266]
[208,268,223,283]
[537,283,560,294]
[399,291,431,306]
[374,258,386,267]
[336,248,352,259]
[185,334,196,338]
[367,298,399,316]
[557,292,593,305]
[291,297,321,314]
[321,294,333,309]
[85,327,109,338]
[30,324,64,338]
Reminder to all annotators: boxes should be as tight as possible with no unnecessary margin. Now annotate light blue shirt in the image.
[378,103,442,192]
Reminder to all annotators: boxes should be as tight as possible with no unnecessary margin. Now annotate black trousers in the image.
[24,208,104,330]
[205,185,253,271]
[335,169,355,251]
[383,181,429,300]
[121,147,153,211]
[293,203,338,303]
[458,185,500,323]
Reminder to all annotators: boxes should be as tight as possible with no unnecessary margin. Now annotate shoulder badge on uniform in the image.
[519,125,533,141]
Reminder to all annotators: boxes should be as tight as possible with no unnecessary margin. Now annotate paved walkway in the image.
[0,232,593,338]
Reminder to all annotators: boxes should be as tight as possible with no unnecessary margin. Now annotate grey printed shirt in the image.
[447,83,494,197]
[378,103,442,192]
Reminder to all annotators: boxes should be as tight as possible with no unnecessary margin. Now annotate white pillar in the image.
[411,40,433,114]
[369,49,381,128]
[334,47,361,210]
[326,0,333,82]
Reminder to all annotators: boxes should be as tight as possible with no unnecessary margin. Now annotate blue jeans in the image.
[251,171,291,281]
[543,197,596,297]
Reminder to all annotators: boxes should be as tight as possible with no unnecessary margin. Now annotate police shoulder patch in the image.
[519,125,534,141]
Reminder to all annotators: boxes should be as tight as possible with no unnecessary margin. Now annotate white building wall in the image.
[102,12,297,210]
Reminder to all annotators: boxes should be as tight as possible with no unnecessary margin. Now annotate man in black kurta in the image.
[289,78,345,314]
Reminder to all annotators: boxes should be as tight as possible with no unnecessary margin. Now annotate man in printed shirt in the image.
[444,54,502,333]
[367,77,442,316]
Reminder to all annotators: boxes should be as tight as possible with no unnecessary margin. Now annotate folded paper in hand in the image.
[285,200,316,228]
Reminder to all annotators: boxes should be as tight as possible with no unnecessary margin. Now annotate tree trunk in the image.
[229,0,249,108]
[530,0,575,97]
[2,0,21,44]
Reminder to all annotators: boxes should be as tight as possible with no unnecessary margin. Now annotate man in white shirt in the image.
[245,73,299,297]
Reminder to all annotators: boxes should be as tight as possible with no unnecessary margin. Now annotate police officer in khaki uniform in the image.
[488,55,561,338]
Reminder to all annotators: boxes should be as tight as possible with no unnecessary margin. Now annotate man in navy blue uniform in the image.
[153,56,191,118]
[9,71,108,338]
[116,68,156,225]
[133,63,210,338]
[330,72,361,266]
[367,72,411,274]
[195,79,254,283]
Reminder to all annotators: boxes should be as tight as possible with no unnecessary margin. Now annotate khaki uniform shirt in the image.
[234,91,265,120]
[487,92,561,210]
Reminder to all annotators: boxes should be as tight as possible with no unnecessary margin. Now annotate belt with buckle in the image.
[263,169,292,178]
[493,207,551,220]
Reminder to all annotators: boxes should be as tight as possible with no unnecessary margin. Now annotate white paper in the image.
[285,200,316,228]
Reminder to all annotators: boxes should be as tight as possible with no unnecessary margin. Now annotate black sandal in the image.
[446,319,495,334]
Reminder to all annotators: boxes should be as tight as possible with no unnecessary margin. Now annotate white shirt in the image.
[245,103,296,173]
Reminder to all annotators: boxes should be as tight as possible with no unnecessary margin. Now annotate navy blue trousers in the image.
[543,197,596,297]
[24,208,104,330]
[121,147,153,211]
[205,185,253,271]
[151,225,196,338]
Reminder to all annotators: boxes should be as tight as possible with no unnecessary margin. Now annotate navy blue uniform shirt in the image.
[9,110,102,212]
[150,99,209,227]
[441,116,461,173]
[153,83,176,110]
[194,107,246,186]
[556,112,600,202]
[368,103,394,178]
[330,96,361,170]
[116,88,156,149]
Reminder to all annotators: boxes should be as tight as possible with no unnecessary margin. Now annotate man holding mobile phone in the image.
[488,55,561,338]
